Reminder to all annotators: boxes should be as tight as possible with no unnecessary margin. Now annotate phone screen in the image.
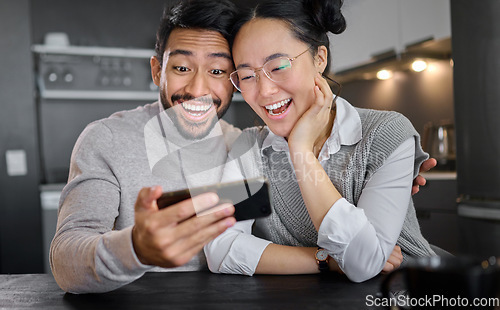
[157,177,272,221]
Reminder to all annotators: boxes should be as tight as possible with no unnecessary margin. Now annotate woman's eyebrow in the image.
[236,52,288,70]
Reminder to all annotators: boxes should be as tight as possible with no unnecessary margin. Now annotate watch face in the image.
[316,249,328,261]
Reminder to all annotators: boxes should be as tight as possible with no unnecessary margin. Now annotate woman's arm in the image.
[316,138,415,282]
[285,73,413,282]
[287,74,343,230]
[204,220,342,275]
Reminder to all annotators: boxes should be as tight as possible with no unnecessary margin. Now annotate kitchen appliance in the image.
[422,121,456,171]
[33,43,158,272]
[451,0,500,258]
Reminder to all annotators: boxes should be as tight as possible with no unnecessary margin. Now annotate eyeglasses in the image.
[229,48,311,93]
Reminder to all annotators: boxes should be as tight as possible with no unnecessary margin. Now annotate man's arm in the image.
[50,122,235,294]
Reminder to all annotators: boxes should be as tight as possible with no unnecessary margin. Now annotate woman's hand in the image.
[288,73,335,156]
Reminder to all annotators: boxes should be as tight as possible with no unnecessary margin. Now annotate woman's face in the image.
[232,18,327,138]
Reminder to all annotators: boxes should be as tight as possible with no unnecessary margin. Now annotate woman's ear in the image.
[150,56,162,86]
[315,45,328,74]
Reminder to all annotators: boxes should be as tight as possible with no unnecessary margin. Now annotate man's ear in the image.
[315,45,328,74]
[150,56,162,86]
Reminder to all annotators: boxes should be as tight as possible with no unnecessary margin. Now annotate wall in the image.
[339,59,455,136]
[0,0,44,273]
[30,0,169,48]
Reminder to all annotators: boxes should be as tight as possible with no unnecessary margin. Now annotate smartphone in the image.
[157,177,272,221]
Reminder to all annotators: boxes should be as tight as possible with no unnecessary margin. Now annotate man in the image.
[50,0,241,294]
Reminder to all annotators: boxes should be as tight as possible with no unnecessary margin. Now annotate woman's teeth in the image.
[265,98,291,116]
[181,102,213,116]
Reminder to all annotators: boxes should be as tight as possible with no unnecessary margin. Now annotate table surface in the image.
[0,271,388,309]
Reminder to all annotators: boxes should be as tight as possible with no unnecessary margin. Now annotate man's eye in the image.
[174,66,189,72]
[211,69,226,75]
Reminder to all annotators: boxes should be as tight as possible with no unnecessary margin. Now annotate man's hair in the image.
[154,0,238,62]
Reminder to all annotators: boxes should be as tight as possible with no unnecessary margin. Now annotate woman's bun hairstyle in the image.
[304,0,346,35]
[230,0,346,73]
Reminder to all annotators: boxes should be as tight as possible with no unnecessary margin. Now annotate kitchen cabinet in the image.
[412,173,458,255]
[331,0,451,73]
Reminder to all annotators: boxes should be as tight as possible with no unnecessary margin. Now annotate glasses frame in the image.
[229,47,311,92]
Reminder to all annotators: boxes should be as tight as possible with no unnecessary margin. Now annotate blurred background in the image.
[1,0,499,274]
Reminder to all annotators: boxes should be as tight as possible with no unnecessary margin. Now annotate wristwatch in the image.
[315,247,329,273]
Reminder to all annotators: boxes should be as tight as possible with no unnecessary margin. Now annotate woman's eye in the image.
[241,75,254,81]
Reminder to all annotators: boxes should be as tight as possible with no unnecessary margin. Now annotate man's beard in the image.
[160,91,230,140]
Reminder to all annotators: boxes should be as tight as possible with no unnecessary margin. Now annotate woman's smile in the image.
[264,98,292,118]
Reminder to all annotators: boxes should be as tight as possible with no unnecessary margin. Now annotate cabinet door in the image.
[399,0,451,47]
[331,0,399,73]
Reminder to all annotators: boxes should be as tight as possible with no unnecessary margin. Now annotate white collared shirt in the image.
[204,98,415,282]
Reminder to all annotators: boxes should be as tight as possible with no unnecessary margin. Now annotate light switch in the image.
[6,149,28,176]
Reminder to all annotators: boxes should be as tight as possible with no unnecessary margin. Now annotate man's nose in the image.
[185,71,210,97]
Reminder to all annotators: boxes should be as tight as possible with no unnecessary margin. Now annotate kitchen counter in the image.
[421,171,457,180]
[0,271,388,309]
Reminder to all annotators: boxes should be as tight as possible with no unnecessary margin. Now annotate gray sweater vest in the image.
[231,107,435,261]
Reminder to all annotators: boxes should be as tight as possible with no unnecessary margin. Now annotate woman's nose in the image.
[257,72,279,97]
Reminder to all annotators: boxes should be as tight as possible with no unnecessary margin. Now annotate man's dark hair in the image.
[155,0,238,62]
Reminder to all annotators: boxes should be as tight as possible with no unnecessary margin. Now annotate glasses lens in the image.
[264,58,292,82]
[231,69,256,92]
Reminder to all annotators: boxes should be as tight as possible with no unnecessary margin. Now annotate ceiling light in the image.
[376,70,393,80]
[412,60,428,72]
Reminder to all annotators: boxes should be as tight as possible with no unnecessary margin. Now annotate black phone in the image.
[157,177,272,221]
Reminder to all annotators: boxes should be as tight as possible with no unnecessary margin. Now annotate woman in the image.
[204,0,435,282]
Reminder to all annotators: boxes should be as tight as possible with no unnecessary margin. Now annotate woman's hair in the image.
[231,0,346,73]
[154,0,238,63]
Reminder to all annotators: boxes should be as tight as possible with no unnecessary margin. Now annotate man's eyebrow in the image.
[208,52,232,61]
[236,53,288,70]
[168,50,231,61]
[169,49,193,57]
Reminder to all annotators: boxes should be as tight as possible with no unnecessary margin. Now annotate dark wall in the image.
[0,0,44,273]
[30,0,261,48]
[451,0,500,199]
[339,60,455,136]
[30,0,169,48]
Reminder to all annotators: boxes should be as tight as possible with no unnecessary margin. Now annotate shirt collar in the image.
[261,97,362,160]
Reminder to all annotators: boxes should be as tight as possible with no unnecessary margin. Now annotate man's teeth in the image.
[265,98,291,116]
[181,102,213,116]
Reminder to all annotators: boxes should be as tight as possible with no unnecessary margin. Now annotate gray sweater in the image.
[50,102,240,293]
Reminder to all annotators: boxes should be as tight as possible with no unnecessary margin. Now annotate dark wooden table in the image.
[0,271,388,309]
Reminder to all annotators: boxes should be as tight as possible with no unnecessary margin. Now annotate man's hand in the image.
[381,245,403,274]
[412,158,437,195]
[132,186,236,268]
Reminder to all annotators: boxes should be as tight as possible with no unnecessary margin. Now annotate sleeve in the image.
[204,220,272,276]
[50,122,152,294]
[317,137,415,282]
[204,131,272,276]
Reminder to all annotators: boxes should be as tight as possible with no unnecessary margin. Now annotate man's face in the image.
[151,28,234,140]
